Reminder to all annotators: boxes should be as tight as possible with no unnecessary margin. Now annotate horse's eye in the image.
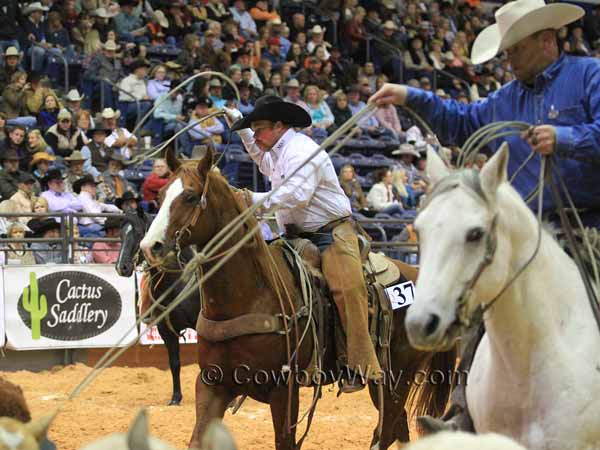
[466,227,485,243]
[182,190,198,204]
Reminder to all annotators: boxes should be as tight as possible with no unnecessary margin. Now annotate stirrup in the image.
[338,368,366,394]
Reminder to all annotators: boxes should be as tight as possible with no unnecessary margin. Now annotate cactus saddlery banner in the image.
[4,265,138,350]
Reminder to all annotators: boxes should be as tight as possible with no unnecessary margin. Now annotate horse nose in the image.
[406,310,442,348]
[424,313,441,337]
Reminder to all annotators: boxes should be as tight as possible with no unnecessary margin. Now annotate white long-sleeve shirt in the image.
[78,191,122,225]
[239,128,351,232]
[118,74,148,101]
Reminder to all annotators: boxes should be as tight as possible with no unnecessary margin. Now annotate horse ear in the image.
[127,409,151,450]
[426,147,450,185]
[197,145,214,179]
[165,146,181,173]
[25,410,58,443]
[480,142,509,197]
[201,420,238,450]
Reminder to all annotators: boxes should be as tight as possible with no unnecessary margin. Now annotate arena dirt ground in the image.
[3,363,411,450]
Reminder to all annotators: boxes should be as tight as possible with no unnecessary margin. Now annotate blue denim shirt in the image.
[406,54,600,214]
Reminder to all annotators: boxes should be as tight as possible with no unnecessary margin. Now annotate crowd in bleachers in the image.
[0,0,598,263]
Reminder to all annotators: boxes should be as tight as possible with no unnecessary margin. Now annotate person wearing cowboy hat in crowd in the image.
[28,218,64,264]
[92,215,122,263]
[9,172,36,226]
[40,168,83,219]
[185,96,224,157]
[81,126,111,178]
[22,2,50,74]
[207,78,227,109]
[30,151,56,186]
[0,125,29,171]
[23,71,62,117]
[0,0,22,57]
[115,190,141,214]
[113,0,149,44]
[118,59,153,129]
[236,80,256,116]
[307,25,331,59]
[74,174,121,237]
[374,21,404,83]
[102,107,138,160]
[282,78,309,112]
[64,89,93,127]
[82,39,123,109]
[97,152,136,203]
[0,221,36,266]
[224,96,383,393]
[43,109,83,157]
[0,148,25,201]
[63,150,89,193]
[371,0,600,434]
[0,47,22,94]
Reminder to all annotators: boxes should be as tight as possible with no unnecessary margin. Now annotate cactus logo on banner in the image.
[17,271,122,341]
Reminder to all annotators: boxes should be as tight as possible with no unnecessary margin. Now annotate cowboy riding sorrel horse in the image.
[138,147,457,450]
[406,145,600,450]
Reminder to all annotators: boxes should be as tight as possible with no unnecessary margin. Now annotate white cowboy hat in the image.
[66,89,85,102]
[22,2,49,15]
[382,20,398,31]
[153,10,169,28]
[4,46,20,57]
[392,143,420,158]
[91,7,118,18]
[101,107,121,120]
[471,0,584,65]
[309,25,326,35]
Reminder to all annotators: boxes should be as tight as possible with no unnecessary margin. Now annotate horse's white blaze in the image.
[140,178,183,252]
[407,148,600,450]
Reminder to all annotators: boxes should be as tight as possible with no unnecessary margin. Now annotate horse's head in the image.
[406,144,514,351]
[116,210,147,277]
[139,146,244,263]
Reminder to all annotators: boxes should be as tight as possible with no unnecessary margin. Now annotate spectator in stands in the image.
[63,151,87,192]
[147,65,170,101]
[177,34,202,74]
[330,92,353,134]
[307,25,331,59]
[236,81,256,116]
[263,37,286,71]
[391,143,420,184]
[200,29,221,68]
[75,110,93,147]
[2,72,38,129]
[119,59,153,128]
[74,174,120,237]
[45,11,74,85]
[186,97,224,155]
[9,172,36,226]
[230,0,257,39]
[30,218,64,264]
[347,84,383,137]
[27,130,54,158]
[64,89,87,119]
[30,152,55,185]
[208,78,227,109]
[82,40,122,109]
[339,164,368,213]
[206,0,232,22]
[404,37,434,81]
[0,126,29,170]
[367,168,406,217]
[115,191,141,214]
[102,107,138,160]
[70,224,94,264]
[22,2,50,74]
[283,79,308,111]
[250,0,280,23]
[36,94,61,130]
[429,39,449,71]
[235,49,263,91]
[0,47,22,94]
[0,222,36,265]
[375,101,403,140]
[23,72,61,117]
[44,109,82,157]
[470,68,501,101]
[98,152,135,203]
[297,57,328,91]
[80,126,110,178]
[32,196,48,215]
[286,42,306,73]
[375,21,405,83]
[153,90,185,143]
[142,158,169,212]
[41,169,83,218]
[304,85,334,135]
[113,0,147,43]
[92,215,122,263]
[344,6,367,63]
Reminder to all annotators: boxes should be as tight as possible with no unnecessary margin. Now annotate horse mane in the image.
[424,168,488,208]
[176,163,279,292]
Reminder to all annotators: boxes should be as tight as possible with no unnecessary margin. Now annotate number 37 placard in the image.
[385,281,416,310]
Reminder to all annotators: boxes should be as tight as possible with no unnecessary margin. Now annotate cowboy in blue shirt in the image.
[371,0,600,434]
[371,0,600,228]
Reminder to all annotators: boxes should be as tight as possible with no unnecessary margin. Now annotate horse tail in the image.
[405,345,458,425]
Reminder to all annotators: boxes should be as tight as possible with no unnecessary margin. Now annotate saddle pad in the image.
[367,252,400,286]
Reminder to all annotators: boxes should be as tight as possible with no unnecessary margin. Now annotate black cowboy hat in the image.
[108,152,126,164]
[115,191,140,209]
[86,126,111,139]
[17,172,36,184]
[28,218,61,237]
[103,216,124,231]
[40,168,64,184]
[193,96,213,108]
[230,95,312,132]
[72,174,99,194]
[129,59,151,72]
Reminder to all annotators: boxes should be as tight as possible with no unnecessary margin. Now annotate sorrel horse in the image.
[116,210,200,405]
[139,147,457,450]
[406,145,600,450]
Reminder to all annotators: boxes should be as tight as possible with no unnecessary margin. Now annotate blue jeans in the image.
[380,203,405,217]
[6,116,37,129]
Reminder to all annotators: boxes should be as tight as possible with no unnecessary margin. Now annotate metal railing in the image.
[30,43,69,94]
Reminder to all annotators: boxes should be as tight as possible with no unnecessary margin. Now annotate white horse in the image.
[405,144,600,450]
